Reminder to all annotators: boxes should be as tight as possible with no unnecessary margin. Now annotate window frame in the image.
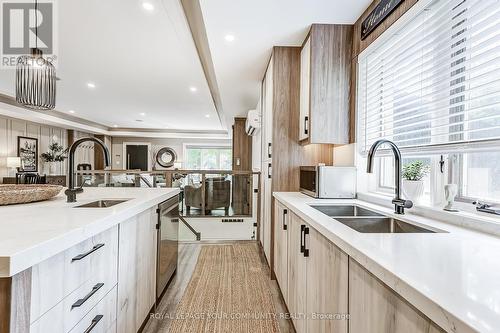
[356,0,500,206]
[182,143,232,171]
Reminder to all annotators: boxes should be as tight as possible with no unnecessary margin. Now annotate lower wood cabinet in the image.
[349,258,445,333]
[68,286,117,333]
[284,208,348,333]
[117,207,158,333]
[273,201,289,300]
[287,212,307,333]
[275,201,445,333]
[306,224,348,333]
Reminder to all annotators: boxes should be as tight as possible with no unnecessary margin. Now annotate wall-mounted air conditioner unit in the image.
[245,110,260,136]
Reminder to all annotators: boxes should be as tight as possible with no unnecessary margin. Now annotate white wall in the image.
[111,137,231,170]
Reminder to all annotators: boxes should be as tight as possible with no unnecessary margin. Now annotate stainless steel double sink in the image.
[310,204,443,233]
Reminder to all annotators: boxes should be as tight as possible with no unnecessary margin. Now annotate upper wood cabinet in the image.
[299,24,353,145]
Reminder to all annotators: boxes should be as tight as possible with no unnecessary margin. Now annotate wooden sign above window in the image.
[361,0,404,40]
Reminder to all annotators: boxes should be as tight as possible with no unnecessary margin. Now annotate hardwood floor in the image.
[143,241,295,333]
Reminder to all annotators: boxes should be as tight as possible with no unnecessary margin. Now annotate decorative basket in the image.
[0,184,63,206]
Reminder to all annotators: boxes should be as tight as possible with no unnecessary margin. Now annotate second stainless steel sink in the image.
[310,205,383,217]
[74,199,129,208]
[335,217,441,233]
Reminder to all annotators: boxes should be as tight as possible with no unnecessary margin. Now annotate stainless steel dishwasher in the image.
[156,195,179,302]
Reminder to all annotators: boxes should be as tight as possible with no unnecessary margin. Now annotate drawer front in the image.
[31,226,118,322]
[30,276,117,332]
[69,286,117,333]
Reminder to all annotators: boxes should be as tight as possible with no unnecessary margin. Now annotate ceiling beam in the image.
[0,94,230,139]
[180,0,227,130]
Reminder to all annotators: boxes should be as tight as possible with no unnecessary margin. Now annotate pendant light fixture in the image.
[15,0,56,110]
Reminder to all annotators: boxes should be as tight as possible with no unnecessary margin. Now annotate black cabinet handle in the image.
[72,283,104,309]
[268,163,272,179]
[72,244,105,262]
[268,143,272,158]
[304,116,309,135]
[300,225,305,253]
[83,315,103,333]
[282,209,288,230]
[303,226,310,257]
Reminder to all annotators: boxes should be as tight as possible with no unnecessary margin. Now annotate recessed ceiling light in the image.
[87,82,96,89]
[139,112,146,116]
[189,86,197,92]
[205,114,210,118]
[224,34,235,42]
[142,2,154,10]
[113,125,118,128]
[68,110,75,114]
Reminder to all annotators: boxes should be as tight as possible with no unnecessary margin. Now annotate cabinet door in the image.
[264,56,274,160]
[273,201,289,301]
[299,36,311,142]
[262,169,272,263]
[349,258,445,333]
[287,213,307,333]
[306,227,348,333]
[117,207,157,333]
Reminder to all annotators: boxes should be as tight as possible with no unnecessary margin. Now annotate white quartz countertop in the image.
[274,192,500,333]
[0,187,179,278]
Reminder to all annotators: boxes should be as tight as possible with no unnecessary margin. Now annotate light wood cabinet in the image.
[68,287,117,333]
[259,47,333,282]
[117,207,157,333]
[349,258,445,333]
[260,55,274,263]
[30,226,118,323]
[273,201,289,301]
[306,226,348,333]
[287,212,307,333]
[262,56,274,162]
[299,36,311,142]
[299,24,353,145]
[286,211,349,333]
[262,167,272,263]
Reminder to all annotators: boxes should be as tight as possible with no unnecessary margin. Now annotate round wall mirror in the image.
[156,147,177,168]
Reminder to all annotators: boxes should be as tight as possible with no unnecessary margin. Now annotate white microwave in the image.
[299,166,356,199]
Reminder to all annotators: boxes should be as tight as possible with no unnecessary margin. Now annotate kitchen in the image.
[1,0,500,332]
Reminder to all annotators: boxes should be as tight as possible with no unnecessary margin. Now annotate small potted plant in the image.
[40,142,68,175]
[402,160,430,203]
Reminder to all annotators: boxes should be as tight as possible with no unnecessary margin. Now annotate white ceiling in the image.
[0,0,371,135]
[0,0,223,132]
[199,0,372,118]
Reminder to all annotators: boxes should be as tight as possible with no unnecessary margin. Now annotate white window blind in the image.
[357,0,500,154]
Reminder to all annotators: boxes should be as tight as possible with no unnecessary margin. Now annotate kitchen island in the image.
[0,187,179,333]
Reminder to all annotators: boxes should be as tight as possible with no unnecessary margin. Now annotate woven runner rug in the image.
[168,243,281,333]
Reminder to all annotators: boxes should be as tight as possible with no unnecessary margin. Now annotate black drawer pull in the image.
[72,244,105,262]
[268,163,272,179]
[83,315,103,333]
[303,226,310,258]
[304,116,309,135]
[300,225,305,253]
[72,283,104,309]
[282,209,288,230]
